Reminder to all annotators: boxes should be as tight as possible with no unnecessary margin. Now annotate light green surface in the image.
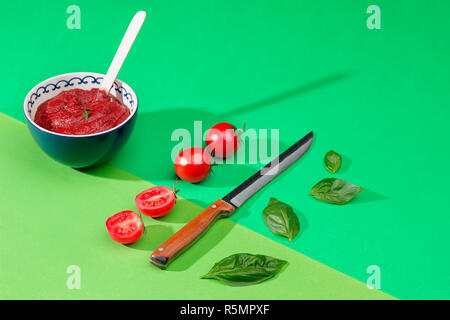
[1,0,450,299]
[0,113,392,299]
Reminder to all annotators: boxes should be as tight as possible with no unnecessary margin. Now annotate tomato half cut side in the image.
[106,210,144,244]
[135,186,176,218]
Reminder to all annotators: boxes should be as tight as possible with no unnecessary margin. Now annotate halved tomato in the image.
[106,210,144,244]
[135,186,176,218]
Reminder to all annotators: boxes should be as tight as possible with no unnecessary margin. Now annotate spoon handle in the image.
[100,11,146,93]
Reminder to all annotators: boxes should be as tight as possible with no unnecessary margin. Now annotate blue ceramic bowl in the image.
[24,72,138,168]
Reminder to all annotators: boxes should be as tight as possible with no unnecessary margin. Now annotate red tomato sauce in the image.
[34,88,130,135]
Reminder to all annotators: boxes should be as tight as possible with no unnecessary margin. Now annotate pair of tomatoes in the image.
[106,186,177,244]
[174,122,242,183]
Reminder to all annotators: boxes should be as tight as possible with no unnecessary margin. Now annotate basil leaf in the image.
[324,150,342,173]
[200,253,287,287]
[262,198,300,242]
[82,108,93,120]
[310,178,363,205]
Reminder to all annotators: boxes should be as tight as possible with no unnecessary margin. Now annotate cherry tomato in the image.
[205,122,240,158]
[106,210,144,244]
[175,147,212,183]
[135,186,176,218]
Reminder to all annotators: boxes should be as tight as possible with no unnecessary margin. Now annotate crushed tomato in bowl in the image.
[34,88,131,135]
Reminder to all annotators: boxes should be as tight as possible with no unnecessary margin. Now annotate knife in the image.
[150,131,314,269]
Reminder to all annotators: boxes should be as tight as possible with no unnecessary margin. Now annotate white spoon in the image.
[99,11,147,94]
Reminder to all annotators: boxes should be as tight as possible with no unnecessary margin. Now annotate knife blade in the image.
[150,131,313,269]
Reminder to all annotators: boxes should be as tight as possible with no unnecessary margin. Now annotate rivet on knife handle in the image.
[150,199,235,269]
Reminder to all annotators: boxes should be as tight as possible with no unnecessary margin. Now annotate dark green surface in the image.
[1,0,450,299]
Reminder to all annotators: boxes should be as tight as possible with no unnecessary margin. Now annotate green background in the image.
[1,0,449,299]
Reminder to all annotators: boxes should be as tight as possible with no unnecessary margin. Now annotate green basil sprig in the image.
[82,108,93,120]
[263,198,300,242]
[200,253,287,287]
[324,150,342,173]
[310,178,363,205]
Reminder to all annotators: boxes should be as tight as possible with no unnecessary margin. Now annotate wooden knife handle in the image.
[150,199,235,269]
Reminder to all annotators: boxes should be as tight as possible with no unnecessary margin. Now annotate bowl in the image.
[23,72,138,168]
